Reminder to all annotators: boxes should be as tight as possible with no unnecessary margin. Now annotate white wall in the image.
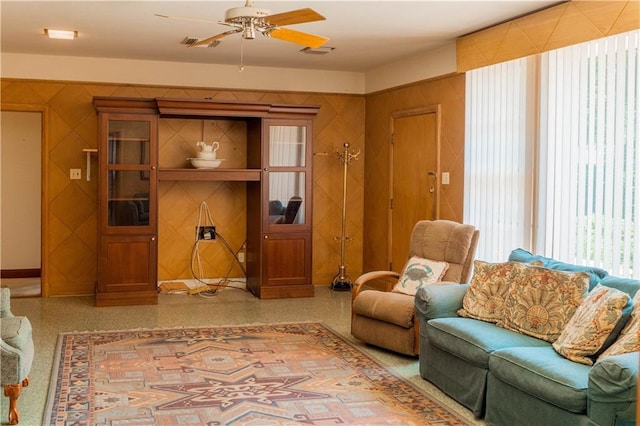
[1,111,42,270]
[364,41,457,93]
[1,43,457,94]
[1,53,366,94]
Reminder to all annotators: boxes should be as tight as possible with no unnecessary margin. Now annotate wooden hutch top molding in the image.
[156,98,320,119]
[93,96,320,183]
[93,97,321,119]
[93,97,157,114]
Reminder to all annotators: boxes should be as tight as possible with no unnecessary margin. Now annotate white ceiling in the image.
[1,1,563,73]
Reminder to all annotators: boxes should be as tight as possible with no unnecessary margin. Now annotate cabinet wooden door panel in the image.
[99,235,157,291]
[97,235,157,306]
[263,233,310,286]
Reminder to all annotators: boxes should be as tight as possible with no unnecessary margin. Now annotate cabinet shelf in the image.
[159,168,261,181]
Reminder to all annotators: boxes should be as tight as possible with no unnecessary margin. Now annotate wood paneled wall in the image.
[457,0,640,72]
[1,79,364,295]
[363,74,466,273]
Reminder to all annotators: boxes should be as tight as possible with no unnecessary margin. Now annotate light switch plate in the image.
[442,172,450,185]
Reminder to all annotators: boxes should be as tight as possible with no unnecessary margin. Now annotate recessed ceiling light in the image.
[44,29,77,40]
[300,46,335,55]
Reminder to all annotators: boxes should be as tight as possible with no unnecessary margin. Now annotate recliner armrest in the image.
[415,283,469,320]
[352,270,400,302]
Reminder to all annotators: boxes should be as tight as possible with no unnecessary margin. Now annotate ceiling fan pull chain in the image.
[239,37,245,72]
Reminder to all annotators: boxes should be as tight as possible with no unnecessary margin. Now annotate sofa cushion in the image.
[458,260,515,323]
[508,248,608,290]
[600,275,640,298]
[553,284,632,365]
[425,317,550,368]
[598,290,640,360]
[499,263,589,342]
[352,290,414,328]
[392,256,449,296]
[489,346,591,413]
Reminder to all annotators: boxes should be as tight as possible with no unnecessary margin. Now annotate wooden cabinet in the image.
[93,97,318,304]
[94,99,158,306]
[246,119,314,298]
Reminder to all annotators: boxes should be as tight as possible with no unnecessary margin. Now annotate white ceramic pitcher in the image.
[196,141,219,159]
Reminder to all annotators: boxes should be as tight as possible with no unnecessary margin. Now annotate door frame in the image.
[388,105,441,269]
[1,103,50,297]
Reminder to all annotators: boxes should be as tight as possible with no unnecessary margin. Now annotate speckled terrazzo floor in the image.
[2,286,484,426]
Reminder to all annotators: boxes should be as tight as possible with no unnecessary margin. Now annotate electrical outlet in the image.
[70,169,81,180]
[238,251,245,263]
[196,226,216,240]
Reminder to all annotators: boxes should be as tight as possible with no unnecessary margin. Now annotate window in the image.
[464,30,639,279]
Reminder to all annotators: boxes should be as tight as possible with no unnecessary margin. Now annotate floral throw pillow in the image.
[553,285,632,365]
[458,261,517,323]
[499,263,589,342]
[392,256,449,296]
[597,290,639,361]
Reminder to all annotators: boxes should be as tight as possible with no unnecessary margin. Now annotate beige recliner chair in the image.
[351,220,479,356]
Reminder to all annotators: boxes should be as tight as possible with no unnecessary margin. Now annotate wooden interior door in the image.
[389,106,440,272]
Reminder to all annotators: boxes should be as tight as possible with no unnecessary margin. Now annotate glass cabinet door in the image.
[106,119,153,228]
[268,172,305,225]
[266,123,309,228]
[269,125,306,167]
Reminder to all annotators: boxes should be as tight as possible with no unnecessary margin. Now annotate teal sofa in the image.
[415,250,638,426]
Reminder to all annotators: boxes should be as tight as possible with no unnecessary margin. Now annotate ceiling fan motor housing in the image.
[225,6,271,23]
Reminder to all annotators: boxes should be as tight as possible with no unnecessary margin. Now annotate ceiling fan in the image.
[156,0,329,49]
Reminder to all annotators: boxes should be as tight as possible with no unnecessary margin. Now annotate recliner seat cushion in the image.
[489,346,591,413]
[351,315,415,355]
[352,290,414,328]
[426,317,549,367]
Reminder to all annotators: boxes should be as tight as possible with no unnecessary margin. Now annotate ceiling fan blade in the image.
[191,29,242,47]
[154,13,220,25]
[268,28,329,48]
[264,8,325,27]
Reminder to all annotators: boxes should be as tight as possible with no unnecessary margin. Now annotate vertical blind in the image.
[464,57,535,262]
[538,31,639,277]
[464,30,639,278]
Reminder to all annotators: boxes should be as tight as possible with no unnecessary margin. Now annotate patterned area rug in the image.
[45,322,470,425]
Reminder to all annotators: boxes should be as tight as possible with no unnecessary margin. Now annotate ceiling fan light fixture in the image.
[301,46,334,55]
[44,29,77,40]
[242,20,257,39]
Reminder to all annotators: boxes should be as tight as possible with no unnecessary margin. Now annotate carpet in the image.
[45,322,470,425]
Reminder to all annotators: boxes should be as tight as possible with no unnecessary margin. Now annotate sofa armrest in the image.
[415,283,469,320]
[588,351,638,426]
